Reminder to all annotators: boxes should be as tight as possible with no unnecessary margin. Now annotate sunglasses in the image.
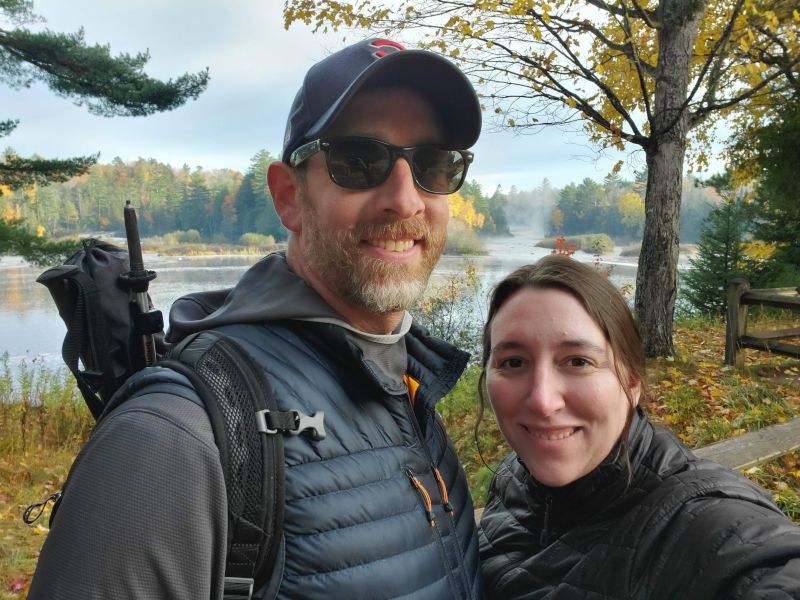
[289,136,474,195]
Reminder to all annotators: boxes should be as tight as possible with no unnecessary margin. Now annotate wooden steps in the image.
[693,416,800,471]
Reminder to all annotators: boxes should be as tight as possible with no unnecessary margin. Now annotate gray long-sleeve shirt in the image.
[28,391,228,599]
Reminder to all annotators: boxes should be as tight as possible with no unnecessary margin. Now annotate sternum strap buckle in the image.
[255,409,326,441]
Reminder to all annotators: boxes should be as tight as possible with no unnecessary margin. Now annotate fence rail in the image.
[725,279,800,367]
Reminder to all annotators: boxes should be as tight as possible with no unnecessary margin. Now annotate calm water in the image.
[0,228,637,371]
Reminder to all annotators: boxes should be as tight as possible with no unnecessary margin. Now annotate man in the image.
[29,37,483,599]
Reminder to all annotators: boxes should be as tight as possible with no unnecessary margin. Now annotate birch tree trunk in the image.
[635,0,706,357]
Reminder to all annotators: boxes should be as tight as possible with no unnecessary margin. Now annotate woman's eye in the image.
[567,357,592,368]
[499,357,524,369]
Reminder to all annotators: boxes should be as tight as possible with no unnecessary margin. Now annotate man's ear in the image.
[268,161,302,233]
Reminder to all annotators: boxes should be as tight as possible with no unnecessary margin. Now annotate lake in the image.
[0,227,638,372]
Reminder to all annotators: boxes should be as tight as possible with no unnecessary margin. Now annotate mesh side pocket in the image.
[196,344,264,523]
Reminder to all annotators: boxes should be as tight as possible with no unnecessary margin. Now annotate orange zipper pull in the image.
[433,466,455,515]
[405,468,436,526]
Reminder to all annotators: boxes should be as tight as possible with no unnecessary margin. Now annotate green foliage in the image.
[233,151,287,242]
[0,353,92,455]
[238,232,276,247]
[0,152,288,244]
[0,150,97,189]
[173,229,201,244]
[486,187,510,235]
[460,180,510,235]
[744,101,800,285]
[547,175,715,243]
[0,9,208,118]
[411,262,485,360]
[0,0,208,190]
[681,193,749,316]
[437,364,509,506]
[0,218,77,266]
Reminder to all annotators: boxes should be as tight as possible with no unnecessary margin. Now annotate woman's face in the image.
[486,287,639,487]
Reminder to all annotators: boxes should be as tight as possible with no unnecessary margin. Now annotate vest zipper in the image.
[432,466,455,515]
[401,391,470,597]
[405,468,436,526]
[539,494,553,547]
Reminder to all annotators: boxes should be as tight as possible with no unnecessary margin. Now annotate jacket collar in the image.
[521,408,652,531]
[288,320,469,411]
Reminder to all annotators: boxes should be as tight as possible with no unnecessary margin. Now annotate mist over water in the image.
[502,180,559,240]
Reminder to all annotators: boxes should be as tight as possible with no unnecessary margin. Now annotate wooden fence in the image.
[725,278,800,367]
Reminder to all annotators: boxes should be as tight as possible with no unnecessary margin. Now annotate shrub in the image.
[412,262,485,359]
[444,221,487,255]
[238,232,276,247]
[146,229,202,246]
[536,233,615,254]
[174,229,202,244]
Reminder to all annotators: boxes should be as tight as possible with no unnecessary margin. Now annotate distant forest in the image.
[0,151,720,245]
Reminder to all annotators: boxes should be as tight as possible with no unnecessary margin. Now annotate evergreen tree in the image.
[0,218,76,265]
[244,150,286,241]
[1,1,208,186]
[177,170,211,235]
[682,193,748,316]
[1,0,208,260]
[487,186,510,235]
[746,101,800,285]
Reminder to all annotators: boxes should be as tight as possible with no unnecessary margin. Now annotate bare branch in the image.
[582,0,659,26]
[524,4,646,141]
[689,64,796,126]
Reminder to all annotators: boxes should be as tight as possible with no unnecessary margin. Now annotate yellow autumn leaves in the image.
[448,191,485,230]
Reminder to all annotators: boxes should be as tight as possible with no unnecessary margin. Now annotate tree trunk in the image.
[635,0,706,357]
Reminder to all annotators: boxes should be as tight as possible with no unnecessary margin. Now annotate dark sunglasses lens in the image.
[328,139,391,189]
[412,148,467,194]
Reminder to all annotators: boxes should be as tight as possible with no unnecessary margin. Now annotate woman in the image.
[478,255,800,599]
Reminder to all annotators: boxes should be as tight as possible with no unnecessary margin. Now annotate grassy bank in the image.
[0,356,92,598]
[2,318,799,596]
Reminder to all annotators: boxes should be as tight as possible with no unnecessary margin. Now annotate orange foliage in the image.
[551,235,576,256]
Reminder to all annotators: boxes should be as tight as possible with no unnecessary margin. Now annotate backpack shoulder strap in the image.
[162,331,288,600]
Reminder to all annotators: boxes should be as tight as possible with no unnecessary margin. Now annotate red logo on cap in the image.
[371,39,405,58]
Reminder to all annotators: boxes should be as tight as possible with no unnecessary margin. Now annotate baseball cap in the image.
[281,38,482,164]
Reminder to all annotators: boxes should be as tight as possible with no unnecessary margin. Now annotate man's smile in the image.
[366,239,417,252]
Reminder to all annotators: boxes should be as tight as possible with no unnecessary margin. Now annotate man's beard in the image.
[300,204,446,315]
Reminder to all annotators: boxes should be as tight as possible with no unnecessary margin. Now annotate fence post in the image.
[725,278,750,367]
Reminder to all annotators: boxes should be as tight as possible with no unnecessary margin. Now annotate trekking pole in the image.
[120,201,162,367]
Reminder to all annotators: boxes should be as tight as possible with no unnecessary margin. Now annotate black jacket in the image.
[480,408,800,599]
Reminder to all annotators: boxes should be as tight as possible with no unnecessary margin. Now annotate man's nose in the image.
[376,157,426,219]
[525,368,566,417]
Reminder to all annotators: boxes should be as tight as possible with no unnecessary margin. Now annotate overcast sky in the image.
[2,1,722,192]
